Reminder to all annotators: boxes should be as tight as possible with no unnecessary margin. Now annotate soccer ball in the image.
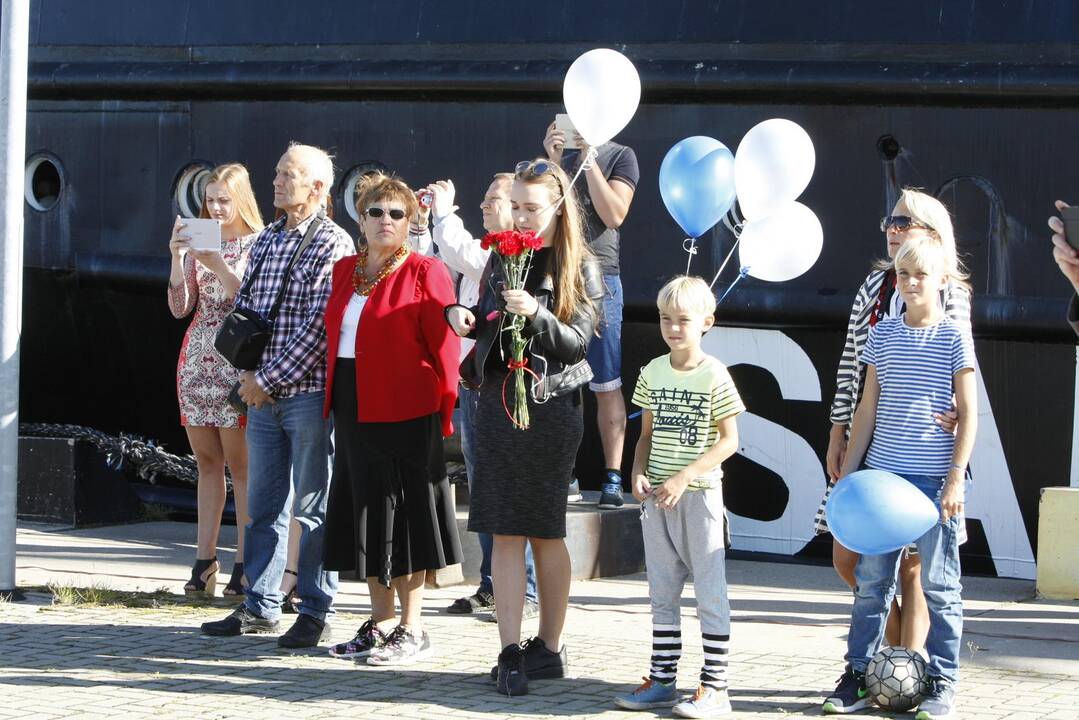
[866,646,928,712]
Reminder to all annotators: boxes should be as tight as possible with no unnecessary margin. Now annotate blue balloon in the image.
[825,470,940,556]
[659,136,737,238]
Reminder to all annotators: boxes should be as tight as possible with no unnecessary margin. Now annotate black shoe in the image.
[184,557,219,597]
[201,605,278,637]
[489,636,568,681]
[447,590,494,614]
[222,562,245,600]
[822,664,870,714]
[496,643,529,697]
[278,613,331,649]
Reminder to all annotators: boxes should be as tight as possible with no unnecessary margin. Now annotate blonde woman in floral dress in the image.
[168,163,263,597]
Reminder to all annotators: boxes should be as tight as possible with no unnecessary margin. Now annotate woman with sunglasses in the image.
[819,187,971,654]
[321,172,462,666]
[446,159,604,696]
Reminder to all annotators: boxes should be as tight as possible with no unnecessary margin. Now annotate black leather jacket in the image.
[459,254,605,401]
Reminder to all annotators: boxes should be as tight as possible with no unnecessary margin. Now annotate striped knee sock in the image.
[649,624,681,684]
[700,632,729,690]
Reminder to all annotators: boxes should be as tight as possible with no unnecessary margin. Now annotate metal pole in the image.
[0,0,31,598]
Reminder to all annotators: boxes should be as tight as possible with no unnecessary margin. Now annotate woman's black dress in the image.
[467,249,585,539]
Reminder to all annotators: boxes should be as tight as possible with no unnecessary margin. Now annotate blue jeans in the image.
[586,274,623,392]
[459,384,537,602]
[243,391,338,621]
[845,473,963,682]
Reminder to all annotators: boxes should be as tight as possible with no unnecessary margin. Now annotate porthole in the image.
[24,153,64,212]
[340,162,389,226]
[173,162,214,218]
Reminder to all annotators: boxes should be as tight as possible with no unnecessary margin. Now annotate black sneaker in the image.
[201,605,279,637]
[598,483,625,509]
[489,636,567,681]
[277,613,330,649]
[822,665,870,714]
[496,643,529,696]
[915,676,957,720]
[447,590,494,614]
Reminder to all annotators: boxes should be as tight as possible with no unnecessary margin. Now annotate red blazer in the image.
[323,252,460,437]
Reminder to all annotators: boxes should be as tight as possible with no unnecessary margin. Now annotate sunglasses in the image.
[366,207,407,221]
[515,160,565,196]
[880,215,933,233]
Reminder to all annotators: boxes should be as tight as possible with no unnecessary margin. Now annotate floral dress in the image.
[167,233,256,428]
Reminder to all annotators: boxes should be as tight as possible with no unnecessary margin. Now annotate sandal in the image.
[281,568,300,614]
[222,562,246,600]
[447,590,494,614]
[184,557,219,597]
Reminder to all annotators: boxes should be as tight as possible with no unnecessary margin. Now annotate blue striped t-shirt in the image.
[863,315,976,476]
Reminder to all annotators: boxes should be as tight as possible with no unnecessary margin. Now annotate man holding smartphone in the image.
[1049,199,1079,336]
[543,117,640,509]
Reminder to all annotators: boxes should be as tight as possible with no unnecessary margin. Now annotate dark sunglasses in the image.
[366,207,407,220]
[880,215,933,233]
[515,160,565,196]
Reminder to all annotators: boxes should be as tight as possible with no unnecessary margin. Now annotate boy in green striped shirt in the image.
[613,276,745,718]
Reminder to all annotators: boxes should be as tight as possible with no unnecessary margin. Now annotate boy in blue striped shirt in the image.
[824,236,977,720]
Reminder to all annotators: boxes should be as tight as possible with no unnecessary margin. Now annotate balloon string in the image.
[709,235,742,290]
[683,237,697,275]
[551,146,597,215]
[717,266,749,304]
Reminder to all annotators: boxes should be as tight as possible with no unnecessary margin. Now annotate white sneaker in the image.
[568,478,583,503]
[673,686,732,718]
[365,625,433,666]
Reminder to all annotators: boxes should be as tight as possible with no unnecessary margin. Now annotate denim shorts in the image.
[586,274,623,391]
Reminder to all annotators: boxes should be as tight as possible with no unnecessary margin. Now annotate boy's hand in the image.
[826,424,848,482]
[653,472,690,509]
[940,473,965,522]
[631,474,652,502]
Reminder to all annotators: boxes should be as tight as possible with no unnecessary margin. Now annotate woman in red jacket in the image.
[322,172,462,667]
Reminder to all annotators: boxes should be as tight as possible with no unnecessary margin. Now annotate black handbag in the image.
[215,212,325,370]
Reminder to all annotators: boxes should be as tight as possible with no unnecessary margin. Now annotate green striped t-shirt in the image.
[631,354,745,490]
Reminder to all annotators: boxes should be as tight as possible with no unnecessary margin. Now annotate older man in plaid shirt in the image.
[202,143,354,648]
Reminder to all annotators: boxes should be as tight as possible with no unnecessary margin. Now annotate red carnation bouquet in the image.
[481,229,544,429]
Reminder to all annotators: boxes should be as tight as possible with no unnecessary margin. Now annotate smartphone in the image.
[555,113,579,150]
[1062,205,1079,253]
[182,218,222,252]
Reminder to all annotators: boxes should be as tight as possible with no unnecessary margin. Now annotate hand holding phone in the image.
[555,114,579,150]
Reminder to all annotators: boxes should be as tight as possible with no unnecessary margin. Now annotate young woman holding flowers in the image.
[321,172,462,666]
[446,159,604,697]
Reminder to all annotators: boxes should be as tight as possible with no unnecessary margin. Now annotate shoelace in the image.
[382,625,409,649]
[632,677,655,694]
[691,685,707,702]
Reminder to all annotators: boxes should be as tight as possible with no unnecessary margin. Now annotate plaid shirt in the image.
[238,212,355,398]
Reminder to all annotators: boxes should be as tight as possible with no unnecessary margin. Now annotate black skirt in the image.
[467,370,584,539]
[323,358,462,586]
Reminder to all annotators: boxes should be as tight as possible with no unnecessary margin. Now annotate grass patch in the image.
[30,581,227,610]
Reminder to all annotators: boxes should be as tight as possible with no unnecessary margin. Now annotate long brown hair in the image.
[200,163,264,235]
[515,159,593,323]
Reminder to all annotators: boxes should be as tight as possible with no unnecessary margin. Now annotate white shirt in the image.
[432,212,492,362]
[336,293,368,359]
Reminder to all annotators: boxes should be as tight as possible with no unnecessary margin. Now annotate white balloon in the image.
[563,49,641,146]
[734,118,815,221]
[738,202,823,282]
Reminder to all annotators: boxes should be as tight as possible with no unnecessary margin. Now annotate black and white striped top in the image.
[829,268,972,427]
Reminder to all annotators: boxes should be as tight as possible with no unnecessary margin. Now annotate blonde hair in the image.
[875,187,970,290]
[657,276,717,318]
[514,160,593,324]
[894,235,949,278]
[353,171,419,238]
[200,163,264,234]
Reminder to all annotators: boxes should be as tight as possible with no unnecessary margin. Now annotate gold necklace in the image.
[352,244,409,296]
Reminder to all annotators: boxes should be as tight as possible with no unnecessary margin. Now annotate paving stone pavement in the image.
[5,522,1079,719]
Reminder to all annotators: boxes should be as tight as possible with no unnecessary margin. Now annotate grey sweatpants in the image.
[641,488,731,686]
